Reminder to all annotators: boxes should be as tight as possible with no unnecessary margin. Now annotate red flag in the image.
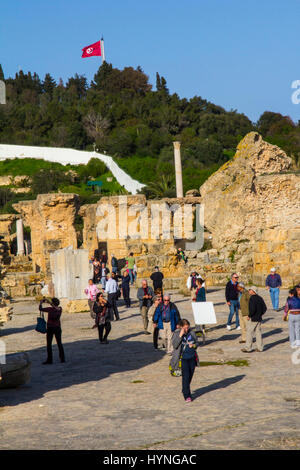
[81,41,101,58]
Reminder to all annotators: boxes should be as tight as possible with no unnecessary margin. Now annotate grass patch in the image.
[200,360,249,367]
[131,380,145,384]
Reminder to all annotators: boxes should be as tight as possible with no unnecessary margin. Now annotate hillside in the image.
[0,62,299,202]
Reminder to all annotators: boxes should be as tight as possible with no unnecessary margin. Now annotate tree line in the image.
[0,62,299,197]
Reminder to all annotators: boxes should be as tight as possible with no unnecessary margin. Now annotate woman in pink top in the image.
[84,279,100,319]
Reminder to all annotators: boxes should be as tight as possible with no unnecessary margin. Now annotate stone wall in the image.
[79,194,200,286]
[199,132,300,288]
[13,194,79,275]
[200,132,297,249]
[253,228,300,287]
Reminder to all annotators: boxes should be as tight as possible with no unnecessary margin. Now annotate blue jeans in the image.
[227,300,240,327]
[289,314,300,347]
[128,269,134,284]
[181,358,196,400]
[269,287,279,310]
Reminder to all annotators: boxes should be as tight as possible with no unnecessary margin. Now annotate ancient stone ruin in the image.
[0,132,298,317]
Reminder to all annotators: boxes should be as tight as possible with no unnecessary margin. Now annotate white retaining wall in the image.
[0,144,145,195]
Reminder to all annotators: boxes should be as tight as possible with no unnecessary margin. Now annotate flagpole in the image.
[101,36,106,64]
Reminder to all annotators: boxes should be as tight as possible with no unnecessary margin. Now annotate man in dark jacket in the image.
[225,273,240,331]
[121,270,131,308]
[137,280,154,333]
[111,254,118,274]
[150,266,164,294]
[242,286,267,353]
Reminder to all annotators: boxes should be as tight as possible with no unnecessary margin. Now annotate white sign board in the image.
[192,302,217,325]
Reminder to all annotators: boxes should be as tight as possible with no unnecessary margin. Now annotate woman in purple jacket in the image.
[283,287,300,348]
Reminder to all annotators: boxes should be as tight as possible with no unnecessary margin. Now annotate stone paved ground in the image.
[1,287,300,450]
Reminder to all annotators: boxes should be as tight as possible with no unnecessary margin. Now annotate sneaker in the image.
[185,397,192,403]
[227,325,231,331]
[239,340,246,344]
[42,361,52,365]
[241,348,251,353]
[255,348,263,352]
[236,326,241,330]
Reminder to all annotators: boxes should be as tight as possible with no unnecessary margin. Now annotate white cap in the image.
[249,286,258,294]
[270,267,276,272]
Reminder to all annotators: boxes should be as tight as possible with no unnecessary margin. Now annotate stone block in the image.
[60,298,90,313]
[263,229,288,242]
[291,252,300,264]
[9,286,27,298]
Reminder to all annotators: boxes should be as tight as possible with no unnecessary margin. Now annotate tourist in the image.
[100,262,110,289]
[121,270,131,308]
[241,287,267,353]
[39,297,65,364]
[237,282,250,344]
[171,319,198,402]
[133,263,137,283]
[187,271,205,300]
[84,279,100,319]
[125,252,135,285]
[177,248,187,264]
[93,267,102,286]
[150,266,164,295]
[111,254,118,274]
[146,294,162,349]
[105,274,120,321]
[193,278,206,302]
[153,294,181,354]
[92,292,112,344]
[100,250,108,266]
[137,280,154,334]
[193,278,206,335]
[265,267,282,311]
[225,273,240,331]
[283,287,300,348]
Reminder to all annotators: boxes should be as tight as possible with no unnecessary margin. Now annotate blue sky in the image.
[1,0,300,122]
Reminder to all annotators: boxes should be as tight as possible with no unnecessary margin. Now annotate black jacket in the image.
[93,301,112,323]
[121,275,130,290]
[249,294,267,322]
[150,271,164,290]
[225,281,239,302]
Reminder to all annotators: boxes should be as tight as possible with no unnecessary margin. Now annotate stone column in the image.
[173,141,183,198]
[16,219,25,256]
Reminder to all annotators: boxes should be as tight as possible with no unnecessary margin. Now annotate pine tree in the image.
[43,73,56,95]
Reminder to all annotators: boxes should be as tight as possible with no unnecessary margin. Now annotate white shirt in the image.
[105,278,118,294]
[186,274,205,289]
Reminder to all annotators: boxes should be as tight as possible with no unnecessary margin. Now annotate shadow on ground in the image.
[193,375,246,399]
[0,332,164,408]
